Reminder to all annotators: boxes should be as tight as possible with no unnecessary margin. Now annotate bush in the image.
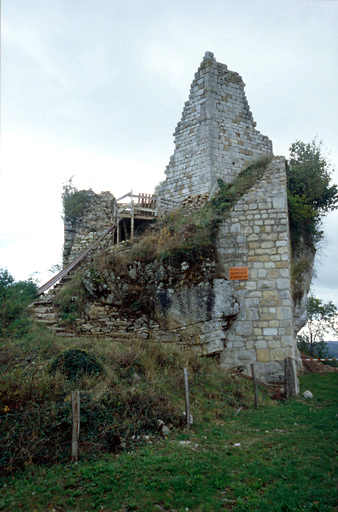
[49,349,103,381]
[0,335,260,475]
[55,273,88,325]
[287,139,338,253]
[0,269,37,337]
[62,177,90,223]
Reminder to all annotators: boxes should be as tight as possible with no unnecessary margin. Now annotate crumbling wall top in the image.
[157,52,273,209]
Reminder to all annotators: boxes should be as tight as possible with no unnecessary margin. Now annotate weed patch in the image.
[0,332,260,476]
[1,374,337,511]
[54,273,88,325]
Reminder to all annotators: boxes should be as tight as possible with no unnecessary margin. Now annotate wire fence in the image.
[0,368,195,475]
[0,357,314,475]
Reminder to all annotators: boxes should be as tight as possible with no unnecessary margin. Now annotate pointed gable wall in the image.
[158,52,273,206]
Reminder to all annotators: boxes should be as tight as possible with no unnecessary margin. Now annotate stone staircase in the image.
[29,277,76,338]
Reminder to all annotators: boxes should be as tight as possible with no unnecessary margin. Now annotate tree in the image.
[0,268,38,337]
[287,139,338,253]
[297,295,338,358]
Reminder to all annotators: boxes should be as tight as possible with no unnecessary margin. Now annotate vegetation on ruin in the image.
[210,156,272,214]
[54,273,88,325]
[62,177,91,223]
[101,156,272,269]
[287,139,338,254]
[76,156,273,317]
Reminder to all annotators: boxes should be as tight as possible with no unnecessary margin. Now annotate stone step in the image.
[34,313,58,321]
[56,332,75,338]
[37,319,58,326]
[33,295,57,305]
[51,326,68,333]
[32,306,56,315]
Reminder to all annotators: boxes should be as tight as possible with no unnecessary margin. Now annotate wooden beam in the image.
[117,219,120,244]
[122,219,128,240]
[131,203,134,240]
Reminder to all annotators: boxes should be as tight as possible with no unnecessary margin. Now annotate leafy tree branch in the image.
[297,295,338,357]
[287,139,338,254]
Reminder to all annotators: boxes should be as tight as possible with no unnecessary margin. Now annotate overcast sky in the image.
[1,0,338,314]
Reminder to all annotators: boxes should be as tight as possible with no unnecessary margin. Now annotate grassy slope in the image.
[0,373,337,512]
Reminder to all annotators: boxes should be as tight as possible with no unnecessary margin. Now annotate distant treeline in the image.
[325,341,338,358]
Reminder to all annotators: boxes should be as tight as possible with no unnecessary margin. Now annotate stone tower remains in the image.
[157,51,273,206]
[35,52,299,390]
[157,52,298,388]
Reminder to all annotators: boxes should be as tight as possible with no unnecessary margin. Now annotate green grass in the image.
[1,373,337,512]
[0,330,260,476]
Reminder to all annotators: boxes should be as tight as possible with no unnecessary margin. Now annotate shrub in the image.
[0,269,37,337]
[0,336,261,475]
[55,273,88,325]
[49,349,103,381]
[287,139,338,253]
[62,177,91,223]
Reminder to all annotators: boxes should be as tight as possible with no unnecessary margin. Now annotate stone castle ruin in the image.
[157,51,272,205]
[33,52,299,390]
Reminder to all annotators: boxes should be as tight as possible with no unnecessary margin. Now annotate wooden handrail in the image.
[37,191,159,296]
[37,223,116,295]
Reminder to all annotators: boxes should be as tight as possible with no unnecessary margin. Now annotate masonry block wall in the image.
[44,157,296,385]
[39,51,299,388]
[217,157,297,384]
[63,191,115,266]
[157,52,273,207]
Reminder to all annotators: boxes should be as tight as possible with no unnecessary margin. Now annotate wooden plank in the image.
[133,207,158,213]
[131,203,134,240]
[126,214,157,220]
[116,191,133,202]
[122,219,128,240]
[117,219,120,244]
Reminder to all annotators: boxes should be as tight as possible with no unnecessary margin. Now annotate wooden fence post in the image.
[183,368,191,429]
[71,390,80,463]
[284,357,297,398]
[250,363,258,409]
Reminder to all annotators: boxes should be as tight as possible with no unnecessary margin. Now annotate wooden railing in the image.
[37,191,160,296]
[37,223,116,295]
[115,191,159,242]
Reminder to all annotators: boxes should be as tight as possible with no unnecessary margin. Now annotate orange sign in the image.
[229,267,249,280]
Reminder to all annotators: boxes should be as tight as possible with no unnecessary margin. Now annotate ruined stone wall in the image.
[73,260,240,353]
[32,256,240,355]
[35,159,296,386]
[63,191,115,266]
[34,52,300,388]
[157,52,273,208]
[216,157,297,385]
